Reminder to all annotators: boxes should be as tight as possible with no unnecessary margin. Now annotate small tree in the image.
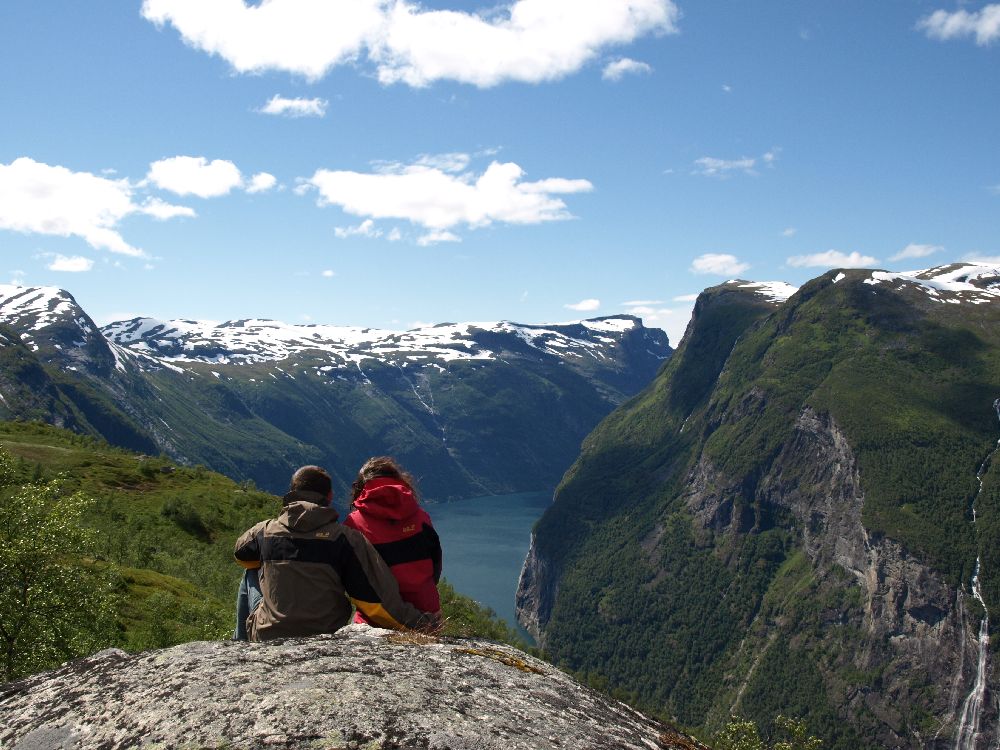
[0,450,119,681]
[714,716,822,750]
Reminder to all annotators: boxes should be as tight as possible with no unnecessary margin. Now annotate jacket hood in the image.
[352,477,420,522]
[279,490,338,532]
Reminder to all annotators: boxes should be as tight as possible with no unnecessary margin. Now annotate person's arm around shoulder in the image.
[234,520,267,570]
[339,526,438,632]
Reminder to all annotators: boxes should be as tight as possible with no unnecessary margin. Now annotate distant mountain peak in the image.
[0,285,84,332]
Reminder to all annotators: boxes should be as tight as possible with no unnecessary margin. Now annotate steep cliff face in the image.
[0,626,704,750]
[696,408,978,748]
[517,264,1000,749]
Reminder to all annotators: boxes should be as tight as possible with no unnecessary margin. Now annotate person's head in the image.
[351,456,418,502]
[289,465,333,505]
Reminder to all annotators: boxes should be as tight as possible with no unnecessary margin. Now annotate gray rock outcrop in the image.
[0,625,703,750]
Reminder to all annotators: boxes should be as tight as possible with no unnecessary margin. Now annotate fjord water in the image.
[428,491,551,637]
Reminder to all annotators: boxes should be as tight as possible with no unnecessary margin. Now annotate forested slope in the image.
[518,264,1000,749]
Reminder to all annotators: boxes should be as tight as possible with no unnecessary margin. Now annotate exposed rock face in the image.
[749,409,983,748]
[0,626,703,750]
[515,533,555,645]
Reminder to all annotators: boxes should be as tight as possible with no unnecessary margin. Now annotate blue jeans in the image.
[233,569,262,641]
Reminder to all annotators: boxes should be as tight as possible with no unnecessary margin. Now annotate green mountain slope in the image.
[518,264,1000,749]
[0,285,671,499]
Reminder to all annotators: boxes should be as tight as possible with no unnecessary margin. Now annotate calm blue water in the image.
[427,491,551,639]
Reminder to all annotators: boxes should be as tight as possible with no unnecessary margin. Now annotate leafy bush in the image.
[0,450,119,681]
[714,716,822,750]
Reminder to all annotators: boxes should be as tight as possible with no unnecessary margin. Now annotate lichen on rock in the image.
[0,625,700,750]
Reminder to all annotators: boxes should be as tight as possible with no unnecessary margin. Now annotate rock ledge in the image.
[0,625,703,750]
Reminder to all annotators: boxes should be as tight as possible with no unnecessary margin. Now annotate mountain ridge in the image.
[0,284,671,498]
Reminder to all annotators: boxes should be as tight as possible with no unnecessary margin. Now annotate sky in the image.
[1,0,999,345]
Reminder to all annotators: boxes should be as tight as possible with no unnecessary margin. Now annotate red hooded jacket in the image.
[343,477,442,620]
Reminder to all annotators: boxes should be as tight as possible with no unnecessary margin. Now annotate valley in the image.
[0,284,671,498]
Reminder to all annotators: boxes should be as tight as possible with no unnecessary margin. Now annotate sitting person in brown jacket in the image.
[233,465,437,642]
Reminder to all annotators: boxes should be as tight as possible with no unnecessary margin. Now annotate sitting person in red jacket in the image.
[344,457,442,622]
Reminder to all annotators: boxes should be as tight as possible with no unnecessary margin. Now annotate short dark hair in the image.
[290,465,332,497]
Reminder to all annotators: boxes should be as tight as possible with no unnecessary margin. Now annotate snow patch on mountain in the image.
[0,285,79,331]
[726,280,800,303]
[101,315,647,368]
[863,262,1000,303]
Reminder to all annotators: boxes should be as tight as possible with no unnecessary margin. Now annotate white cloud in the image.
[387,227,403,242]
[147,156,244,198]
[621,299,664,306]
[890,243,943,261]
[786,250,878,269]
[918,5,1000,45]
[259,94,328,117]
[693,156,756,177]
[334,219,383,239]
[302,156,593,240]
[321,269,335,278]
[141,0,679,87]
[781,227,797,237]
[690,253,750,276]
[722,83,732,93]
[417,230,461,246]
[967,254,1000,264]
[565,298,600,312]
[139,197,197,220]
[693,148,779,178]
[672,293,699,302]
[247,172,278,194]
[0,157,147,257]
[412,152,471,173]
[46,254,94,273]
[602,58,653,81]
[142,0,385,81]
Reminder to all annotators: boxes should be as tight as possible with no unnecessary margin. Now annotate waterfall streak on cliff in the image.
[954,399,1000,750]
[956,562,990,750]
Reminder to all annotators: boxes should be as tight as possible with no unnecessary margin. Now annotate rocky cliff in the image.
[0,626,704,750]
[516,264,1000,749]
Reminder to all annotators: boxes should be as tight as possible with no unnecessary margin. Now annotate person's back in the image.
[234,465,433,642]
[344,458,441,622]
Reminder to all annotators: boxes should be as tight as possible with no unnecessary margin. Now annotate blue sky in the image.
[1,0,999,344]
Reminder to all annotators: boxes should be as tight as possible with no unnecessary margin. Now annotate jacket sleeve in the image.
[234,521,266,570]
[424,522,443,584]
[339,528,433,631]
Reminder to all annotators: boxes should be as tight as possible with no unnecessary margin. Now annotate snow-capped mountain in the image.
[101,315,658,370]
[0,284,672,498]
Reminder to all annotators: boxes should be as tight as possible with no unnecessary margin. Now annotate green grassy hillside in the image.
[0,421,522,680]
